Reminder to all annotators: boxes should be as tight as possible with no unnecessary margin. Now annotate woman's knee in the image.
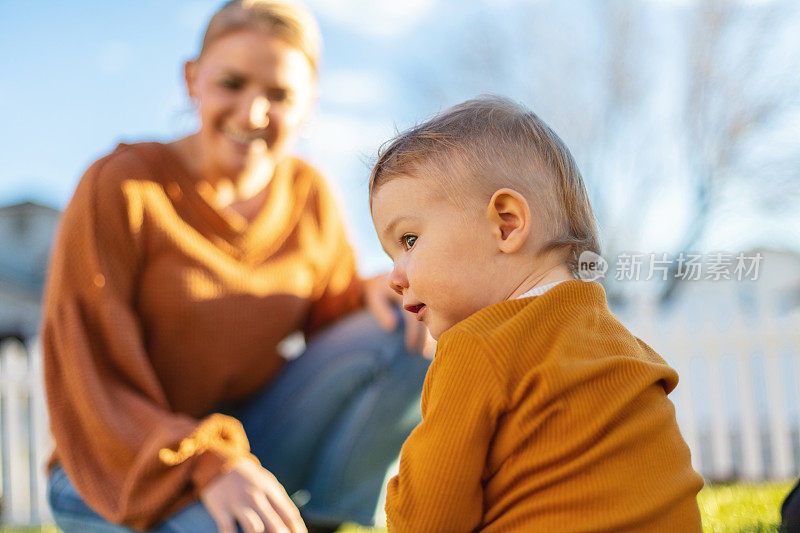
[153,501,220,533]
[47,465,220,533]
[303,308,412,371]
[47,466,108,526]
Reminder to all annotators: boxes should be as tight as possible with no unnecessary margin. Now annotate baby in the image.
[369,96,703,532]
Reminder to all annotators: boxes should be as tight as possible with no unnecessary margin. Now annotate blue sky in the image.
[0,1,441,207]
[1,0,797,275]
[1,0,467,273]
[0,1,231,206]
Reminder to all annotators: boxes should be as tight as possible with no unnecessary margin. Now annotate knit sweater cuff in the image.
[157,413,256,496]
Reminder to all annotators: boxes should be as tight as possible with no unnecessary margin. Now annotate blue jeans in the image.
[47,310,429,532]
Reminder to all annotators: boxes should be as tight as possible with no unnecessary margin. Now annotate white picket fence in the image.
[623,299,800,483]
[1,302,799,527]
[0,336,51,527]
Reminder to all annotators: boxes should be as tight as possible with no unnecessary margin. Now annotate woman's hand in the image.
[200,458,307,533]
[364,273,436,358]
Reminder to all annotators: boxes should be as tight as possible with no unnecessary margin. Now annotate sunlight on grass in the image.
[338,481,796,533]
[338,525,386,533]
[338,481,795,532]
[699,480,793,532]
[0,481,794,532]
[0,526,61,533]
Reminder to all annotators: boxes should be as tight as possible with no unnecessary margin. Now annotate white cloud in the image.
[299,112,393,175]
[647,0,778,4]
[320,69,393,108]
[307,0,436,37]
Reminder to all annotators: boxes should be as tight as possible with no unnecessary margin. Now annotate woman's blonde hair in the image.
[369,95,600,274]
[199,0,322,73]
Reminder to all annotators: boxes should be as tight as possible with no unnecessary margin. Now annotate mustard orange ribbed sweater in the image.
[385,280,703,532]
[41,142,363,529]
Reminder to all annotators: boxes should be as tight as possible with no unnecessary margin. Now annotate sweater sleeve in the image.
[300,171,364,337]
[385,329,504,532]
[42,151,254,530]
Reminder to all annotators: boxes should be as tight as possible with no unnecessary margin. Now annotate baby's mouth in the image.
[404,303,426,320]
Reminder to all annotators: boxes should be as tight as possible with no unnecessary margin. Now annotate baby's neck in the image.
[505,263,574,301]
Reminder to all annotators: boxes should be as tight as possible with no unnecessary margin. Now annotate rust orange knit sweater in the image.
[385,280,703,532]
[41,142,363,529]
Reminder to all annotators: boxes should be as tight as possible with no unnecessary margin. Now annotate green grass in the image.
[1,481,794,532]
[0,529,59,533]
[339,481,797,533]
[699,481,793,532]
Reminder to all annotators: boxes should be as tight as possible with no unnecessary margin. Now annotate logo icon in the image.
[577,251,607,282]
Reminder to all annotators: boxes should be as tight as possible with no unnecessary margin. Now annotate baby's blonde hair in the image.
[199,0,321,73]
[369,95,600,273]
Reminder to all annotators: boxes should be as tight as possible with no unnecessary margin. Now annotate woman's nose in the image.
[388,264,408,295]
[249,95,270,129]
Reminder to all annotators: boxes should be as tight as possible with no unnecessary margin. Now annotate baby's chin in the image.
[425,323,443,341]
[429,321,455,341]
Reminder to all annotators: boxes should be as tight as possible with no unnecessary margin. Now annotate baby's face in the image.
[371,176,505,339]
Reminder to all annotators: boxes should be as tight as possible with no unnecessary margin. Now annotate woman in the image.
[42,1,429,532]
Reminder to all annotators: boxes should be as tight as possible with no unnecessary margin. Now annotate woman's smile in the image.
[221,124,267,147]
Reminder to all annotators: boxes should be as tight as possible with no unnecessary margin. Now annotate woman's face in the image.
[185,29,315,180]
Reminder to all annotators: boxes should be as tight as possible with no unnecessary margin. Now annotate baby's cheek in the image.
[411,261,445,289]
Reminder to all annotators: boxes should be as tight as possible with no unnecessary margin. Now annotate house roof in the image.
[0,200,61,216]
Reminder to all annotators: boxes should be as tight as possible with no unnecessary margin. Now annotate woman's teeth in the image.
[223,127,259,144]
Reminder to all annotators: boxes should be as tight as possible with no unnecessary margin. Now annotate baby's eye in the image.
[400,234,418,250]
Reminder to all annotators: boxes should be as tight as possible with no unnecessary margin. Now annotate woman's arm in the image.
[299,167,365,337]
[43,150,258,529]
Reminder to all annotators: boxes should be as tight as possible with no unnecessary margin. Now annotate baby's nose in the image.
[389,279,404,296]
[388,266,408,295]
[249,95,270,129]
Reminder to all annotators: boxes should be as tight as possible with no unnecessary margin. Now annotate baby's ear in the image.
[486,188,530,254]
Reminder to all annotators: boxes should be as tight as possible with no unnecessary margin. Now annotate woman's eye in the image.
[218,77,243,90]
[267,88,291,103]
[401,234,418,250]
